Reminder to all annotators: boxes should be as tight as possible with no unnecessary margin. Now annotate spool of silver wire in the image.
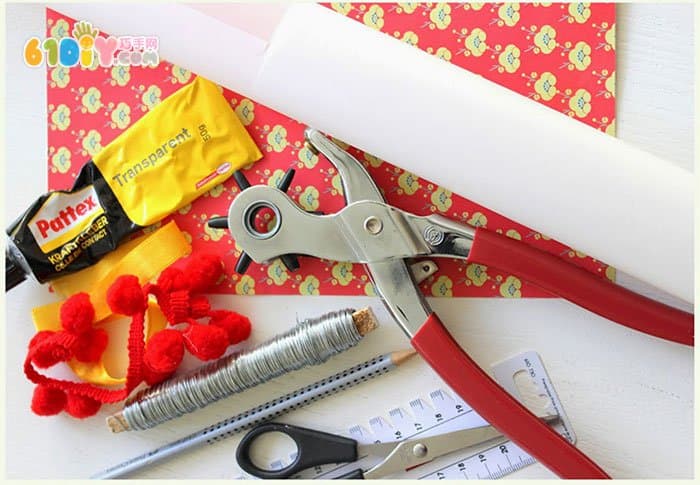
[120,308,373,431]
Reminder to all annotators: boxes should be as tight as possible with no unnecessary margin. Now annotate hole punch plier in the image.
[216,128,694,478]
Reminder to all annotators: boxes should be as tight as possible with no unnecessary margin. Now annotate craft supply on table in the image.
[236,421,531,480]
[92,350,415,479]
[246,351,569,480]
[29,221,190,387]
[221,129,693,479]
[6,76,261,291]
[107,307,378,432]
[24,252,253,418]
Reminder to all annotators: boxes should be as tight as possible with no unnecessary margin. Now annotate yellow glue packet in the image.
[93,76,262,226]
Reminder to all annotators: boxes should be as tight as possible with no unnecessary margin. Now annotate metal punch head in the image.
[304,128,384,205]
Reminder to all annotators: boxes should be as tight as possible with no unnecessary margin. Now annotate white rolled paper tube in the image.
[253,4,693,303]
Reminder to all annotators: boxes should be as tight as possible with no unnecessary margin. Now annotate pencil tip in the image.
[390,349,418,365]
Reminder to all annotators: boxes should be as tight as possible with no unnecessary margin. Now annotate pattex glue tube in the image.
[6,77,262,291]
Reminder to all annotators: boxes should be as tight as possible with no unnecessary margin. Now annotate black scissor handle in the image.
[236,423,360,479]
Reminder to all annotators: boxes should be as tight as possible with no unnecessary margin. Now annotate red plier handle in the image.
[468,228,693,346]
[224,129,693,479]
[412,314,611,479]
[410,228,692,479]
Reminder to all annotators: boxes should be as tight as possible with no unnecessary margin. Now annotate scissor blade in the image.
[363,425,504,479]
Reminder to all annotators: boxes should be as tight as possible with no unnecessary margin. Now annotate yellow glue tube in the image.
[6,76,262,289]
[94,76,262,226]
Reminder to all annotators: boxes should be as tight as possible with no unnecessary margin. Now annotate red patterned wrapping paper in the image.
[45,3,617,298]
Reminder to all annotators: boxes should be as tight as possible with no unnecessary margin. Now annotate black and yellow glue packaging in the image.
[6,77,262,291]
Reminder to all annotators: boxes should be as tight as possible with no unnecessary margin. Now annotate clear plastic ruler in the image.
[239,351,574,480]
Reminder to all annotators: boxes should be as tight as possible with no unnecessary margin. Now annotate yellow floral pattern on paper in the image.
[398,3,419,14]
[298,145,319,169]
[400,31,419,47]
[500,275,522,298]
[430,3,452,30]
[467,212,488,227]
[331,173,344,197]
[431,187,453,212]
[363,5,385,30]
[51,104,71,130]
[267,260,289,286]
[111,102,131,129]
[235,275,255,295]
[498,3,520,27]
[111,66,130,87]
[568,2,591,24]
[235,99,255,126]
[299,186,321,211]
[605,71,615,97]
[535,72,557,101]
[465,28,487,57]
[364,153,384,168]
[332,262,354,286]
[534,25,556,54]
[605,24,616,51]
[569,41,592,71]
[505,229,522,240]
[267,125,288,152]
[431,275,453,297]
[50,67,70,88]
[498,44,521,73]
[332,3,352,15]
[172,65,192,84]
[142,85,162,110]
[299,275,321,295]
[398,170,420,195]
[82,129,102,156]
[569,88,592,118]
[267,169,286,188]
[434,46,452,61]
[51,146,71,173]
[466,263,488,286]
[50,19,70,39]
[81,87,102,114]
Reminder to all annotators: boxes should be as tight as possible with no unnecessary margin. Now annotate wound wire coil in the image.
[123,308,362,430]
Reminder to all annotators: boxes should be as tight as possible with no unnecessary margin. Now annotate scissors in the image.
[212,128,693,478]
[236,421,523,479]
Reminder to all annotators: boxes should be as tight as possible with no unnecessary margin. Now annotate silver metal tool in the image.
[236,416,556,480]
[217,128,691,478]
[236,422,505,479]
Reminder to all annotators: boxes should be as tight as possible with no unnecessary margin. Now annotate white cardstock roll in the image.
[253,5,693,303]
[52,3,694,303]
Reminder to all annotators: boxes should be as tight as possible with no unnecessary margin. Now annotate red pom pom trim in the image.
[31,385,66,416]
[209,310,252,345]
[143,329,185,375]
[106,275,147,316]
[184,254,223,293]
[182,322,229,361]
[65,393,101,418]
[60,292,95,334]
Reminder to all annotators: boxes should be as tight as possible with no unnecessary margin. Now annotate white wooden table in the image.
[4,4,694,479]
